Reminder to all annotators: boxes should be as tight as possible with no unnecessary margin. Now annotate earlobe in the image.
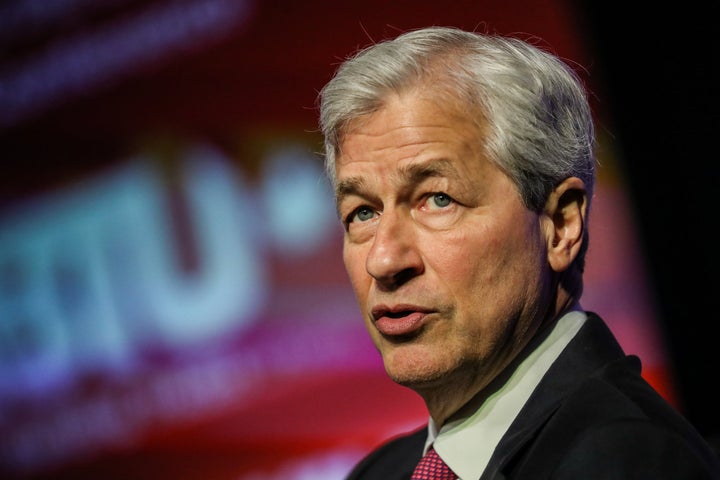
[545,177,587,272]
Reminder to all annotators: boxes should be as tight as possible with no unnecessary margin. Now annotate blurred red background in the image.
[1,1,717,478]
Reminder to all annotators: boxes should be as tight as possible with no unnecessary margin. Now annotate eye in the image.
[426,193,454,209]
[347,206,377,224]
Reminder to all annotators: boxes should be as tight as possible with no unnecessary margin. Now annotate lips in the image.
[371,304,430,336]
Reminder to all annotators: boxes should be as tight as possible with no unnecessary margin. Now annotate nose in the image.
[366,209,424,289]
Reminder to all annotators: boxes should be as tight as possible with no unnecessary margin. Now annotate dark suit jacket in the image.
[346,313,720,479]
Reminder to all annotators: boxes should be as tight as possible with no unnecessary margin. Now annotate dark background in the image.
[579,1,720,447]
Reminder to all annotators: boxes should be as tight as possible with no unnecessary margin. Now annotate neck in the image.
[421,297,583,427]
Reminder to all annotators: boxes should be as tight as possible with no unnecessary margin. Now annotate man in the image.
[318,26,720,479]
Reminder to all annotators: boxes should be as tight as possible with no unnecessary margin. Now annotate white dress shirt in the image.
[422,309,587,480]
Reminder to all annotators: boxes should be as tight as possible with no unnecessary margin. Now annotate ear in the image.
[543,177,587,273]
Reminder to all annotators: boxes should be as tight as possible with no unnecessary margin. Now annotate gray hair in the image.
[318,26,596,272]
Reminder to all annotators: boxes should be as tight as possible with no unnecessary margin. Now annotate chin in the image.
[383,350,451,389]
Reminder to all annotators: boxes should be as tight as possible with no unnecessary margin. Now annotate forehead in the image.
[336,90,487,179]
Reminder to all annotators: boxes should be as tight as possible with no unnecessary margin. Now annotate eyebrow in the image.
[335,158,457,206]
[402,158,457,184]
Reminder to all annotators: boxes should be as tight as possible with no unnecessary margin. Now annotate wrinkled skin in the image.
[334,88,585,425]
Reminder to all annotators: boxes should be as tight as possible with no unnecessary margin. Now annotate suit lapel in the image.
[479,314,626,479]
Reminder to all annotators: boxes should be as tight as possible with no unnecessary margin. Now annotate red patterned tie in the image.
[411,446,458,479]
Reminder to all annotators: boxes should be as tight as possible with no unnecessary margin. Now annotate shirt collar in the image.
[422,309,587,479]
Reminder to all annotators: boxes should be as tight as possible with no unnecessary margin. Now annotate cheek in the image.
[432,227,504,279]
[435,220,543,305]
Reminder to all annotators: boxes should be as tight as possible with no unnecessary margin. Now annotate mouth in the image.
[371,304,430,337]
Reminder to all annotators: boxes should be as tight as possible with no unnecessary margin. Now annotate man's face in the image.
[335,89,553,395]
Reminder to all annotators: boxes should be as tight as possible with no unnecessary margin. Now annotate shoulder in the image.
[505,312,720,478]
[548,418,720,479]
[345,426,426,480]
